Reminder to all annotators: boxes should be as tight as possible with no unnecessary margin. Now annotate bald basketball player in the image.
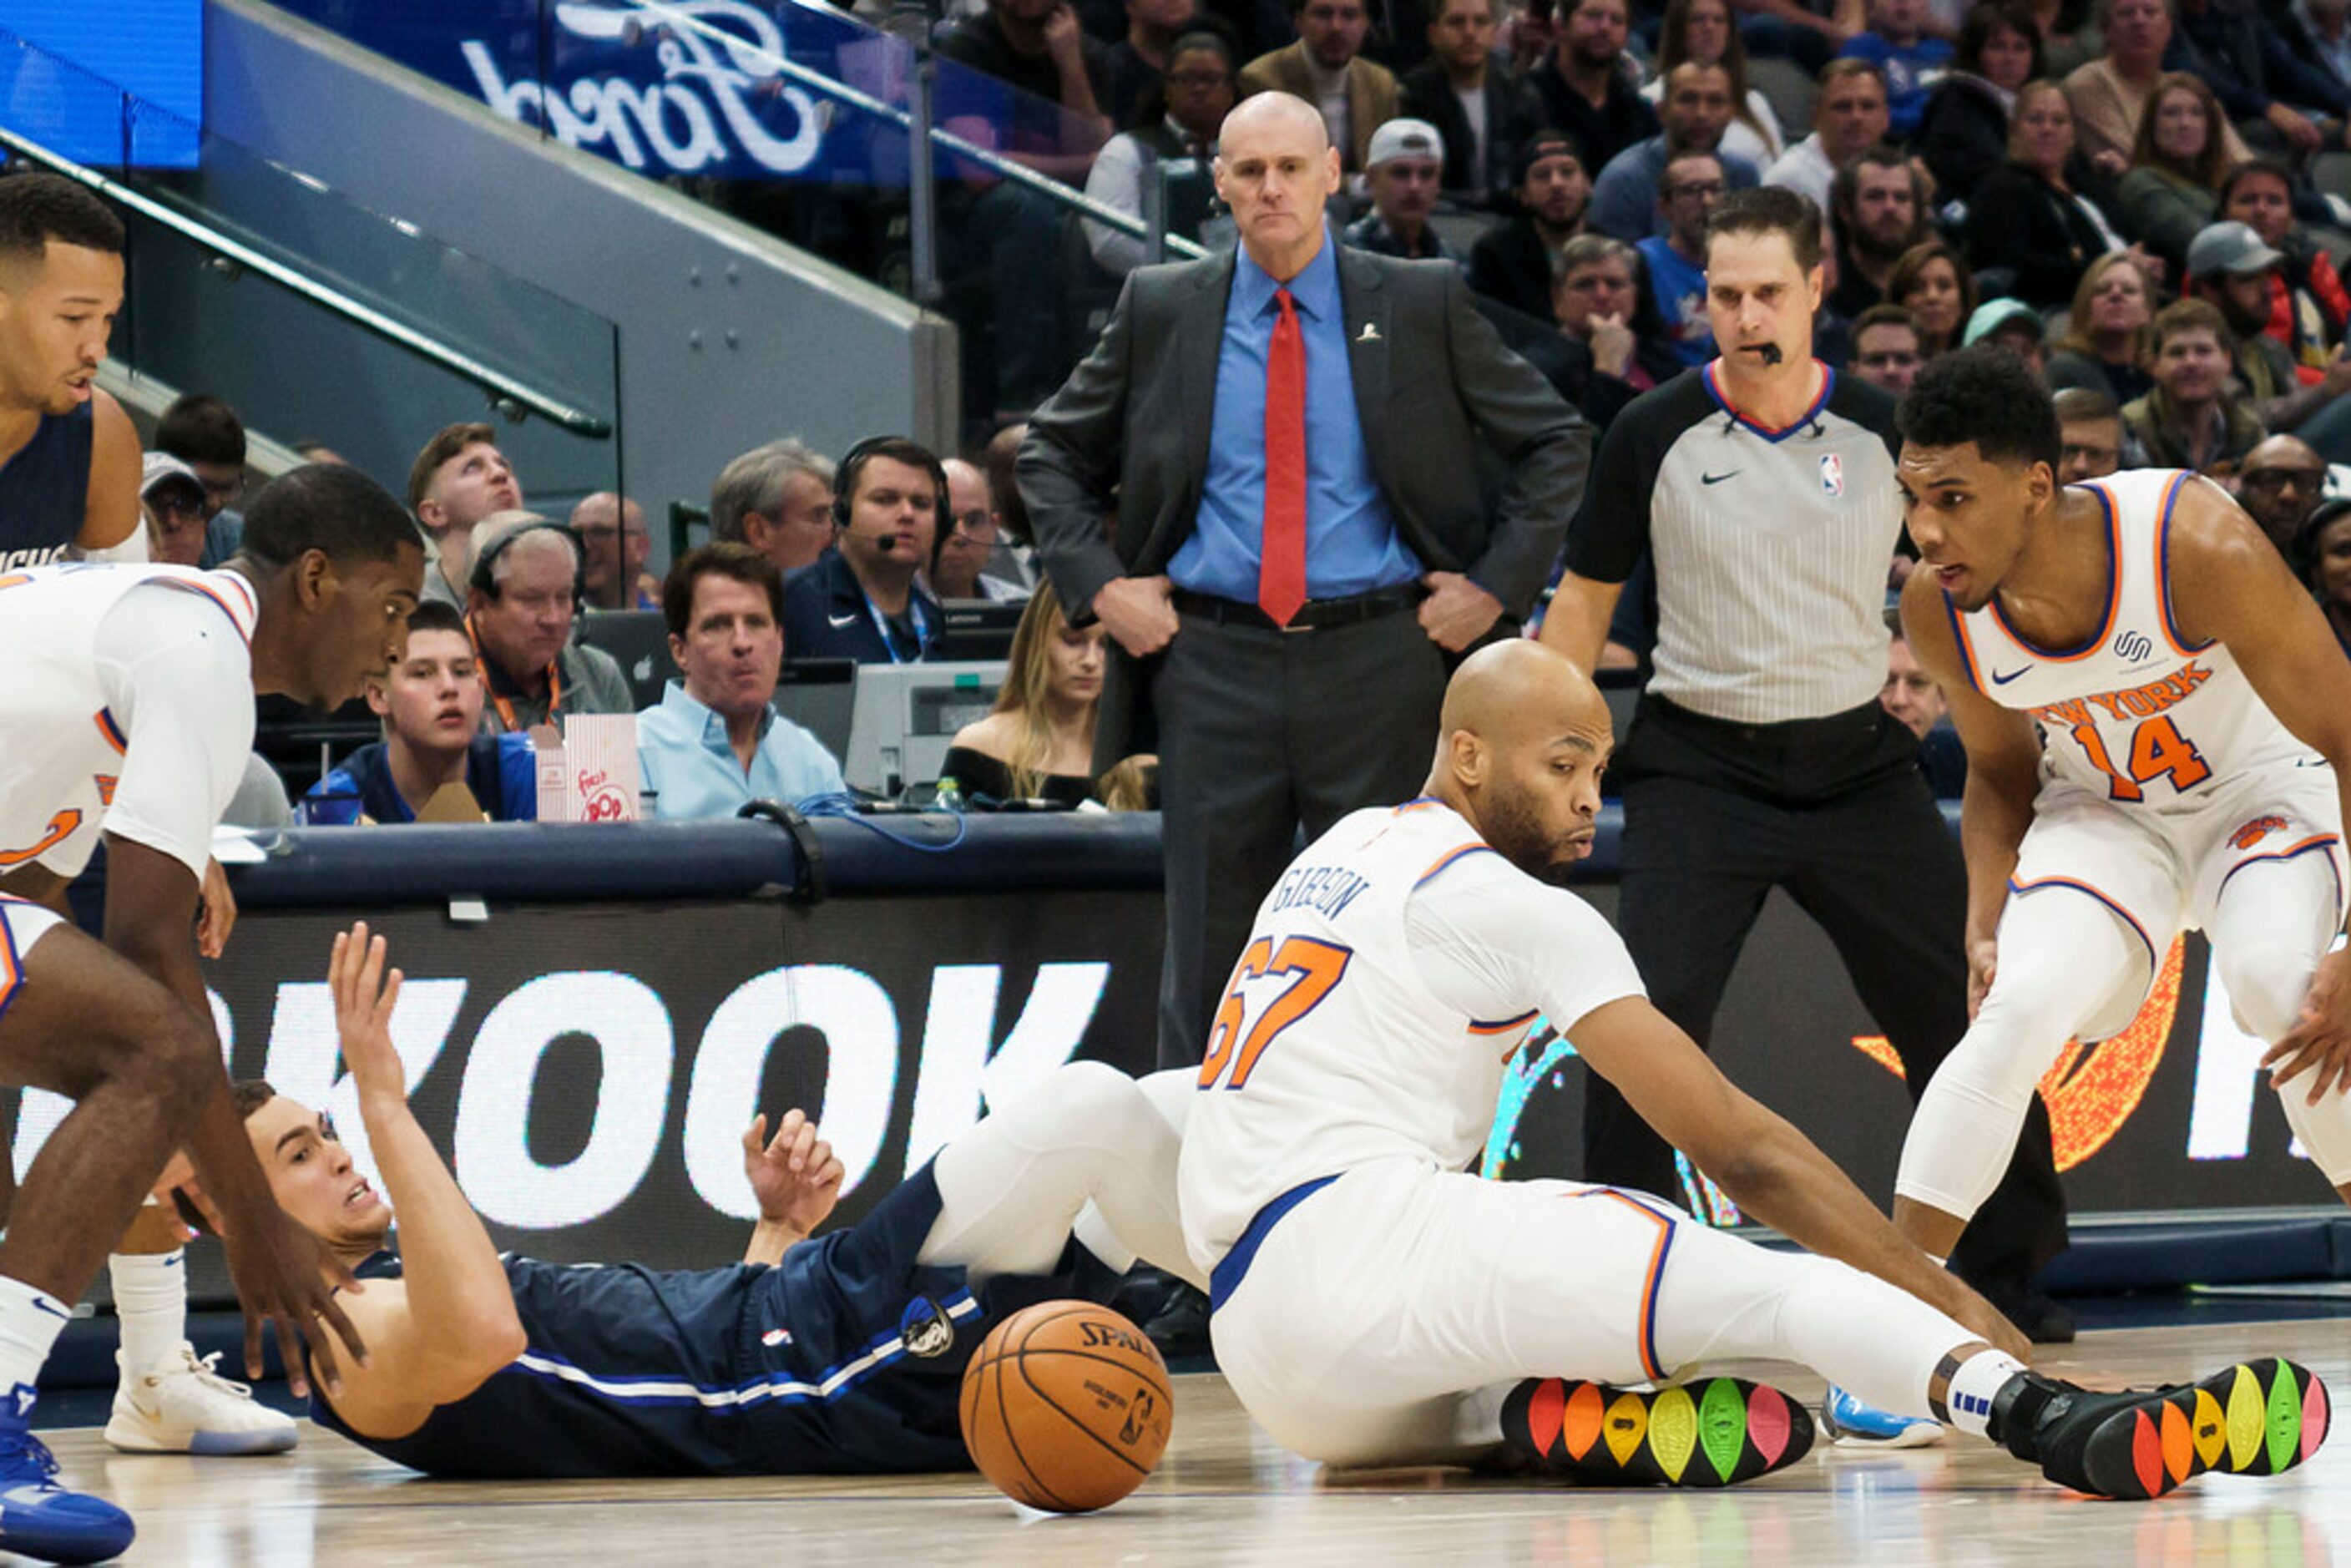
[1180,640,2326,1499]
[228,924,1203,1479]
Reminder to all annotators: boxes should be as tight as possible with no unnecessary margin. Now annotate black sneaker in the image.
[1993,1358,2329,1499]
[1501,1376,1814,1487]
[1142,1282,1211,1361]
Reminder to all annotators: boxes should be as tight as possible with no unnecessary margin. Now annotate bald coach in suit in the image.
[1019,92,1589,1070]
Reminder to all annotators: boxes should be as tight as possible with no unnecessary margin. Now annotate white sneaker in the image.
[104,1344,299,1455]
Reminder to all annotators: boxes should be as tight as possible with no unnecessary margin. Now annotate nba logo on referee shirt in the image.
[1818,454,1844,497]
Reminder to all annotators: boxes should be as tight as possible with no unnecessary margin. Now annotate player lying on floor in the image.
[1180,640,2328,1500]
[205,923,1202,1479]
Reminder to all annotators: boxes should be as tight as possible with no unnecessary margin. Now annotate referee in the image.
[1540,187,2071,1339]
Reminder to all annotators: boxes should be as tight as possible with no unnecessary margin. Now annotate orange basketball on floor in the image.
[958,1300,1173,1512]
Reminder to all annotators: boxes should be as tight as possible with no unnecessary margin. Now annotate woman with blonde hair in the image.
[1888,240,1979,358]
[2045,250,2158,403]
[943,581,1107,807]
[1639,0,1783,165]
[2116,73,2230,274]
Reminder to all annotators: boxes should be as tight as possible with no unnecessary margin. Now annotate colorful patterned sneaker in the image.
[1995,1359,2329,1500]
[1822,1383,1945,1448]
[1502,1376,1815,1486]
[105,1344,299,1456]
[0,1385,135,1564]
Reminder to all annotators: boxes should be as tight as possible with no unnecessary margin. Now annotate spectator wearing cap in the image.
[2053,384,2132,480]
[1342,119,1459,260]
[1237,0,1402,174]
[466,512,635,734]
[1589,62,1762,240]
[1846,302,1925,393]
[152,392,249,568]
[2121,296,2268,471]
[638,543,846,820]
[2053,384,2131,479]
[1763,60,1889,215]
[2237,433,2333,569]
[1466,129,1593,321]
[306,601,538,824]
[135,453,209,567]
[2217,159,2351,385]
[2187,220,2351,456]
[1084,28,1238,274]
[1528,0,1660,179]
[1636,148,1726,365]
[1398,0,1547,208]
[1961,297,2047,376]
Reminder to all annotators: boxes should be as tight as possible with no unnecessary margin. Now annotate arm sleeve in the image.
[1404,852,1647,1034]
[1560,390,1663,584]
[91,585,256,882]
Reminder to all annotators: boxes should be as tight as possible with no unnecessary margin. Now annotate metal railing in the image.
[0,122,613,438]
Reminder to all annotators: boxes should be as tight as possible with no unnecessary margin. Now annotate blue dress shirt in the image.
[635,680,847,820]
[1169,231,1422,604]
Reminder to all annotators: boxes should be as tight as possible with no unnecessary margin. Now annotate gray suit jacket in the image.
[1017,241,1590,757]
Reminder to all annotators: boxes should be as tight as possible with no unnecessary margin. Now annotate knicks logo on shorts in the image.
[0,811,80,867]
[94,776,118,807]
[2230,815,2291,851]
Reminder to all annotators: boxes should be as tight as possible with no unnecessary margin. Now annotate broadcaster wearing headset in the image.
[779,437,950,665]
[465,510,634,734]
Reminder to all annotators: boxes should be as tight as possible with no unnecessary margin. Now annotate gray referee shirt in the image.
[1563,362,1904,726]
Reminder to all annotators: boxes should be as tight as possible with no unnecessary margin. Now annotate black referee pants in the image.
[1584,693,2069,1286]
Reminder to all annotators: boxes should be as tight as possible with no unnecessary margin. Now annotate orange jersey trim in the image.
[92,708,126,755]
[1572,1188,1676,1381]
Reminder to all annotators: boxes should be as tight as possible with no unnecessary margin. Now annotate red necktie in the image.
[1259,286,1308,627]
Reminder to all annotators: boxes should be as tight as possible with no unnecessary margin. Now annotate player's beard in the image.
[1476,779,1575,883]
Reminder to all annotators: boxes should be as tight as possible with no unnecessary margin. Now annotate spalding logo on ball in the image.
[959,1300,1173,1513]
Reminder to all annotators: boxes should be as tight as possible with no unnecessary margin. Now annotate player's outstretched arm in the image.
[741,1109,844,1266]
[320,925,524,1434]
[2167,484,2351,1100]
[1570,994,2035,1362]
[1900,568,2044,1015]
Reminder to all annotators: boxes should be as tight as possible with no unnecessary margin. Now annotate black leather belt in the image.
[1170,583,1423,632]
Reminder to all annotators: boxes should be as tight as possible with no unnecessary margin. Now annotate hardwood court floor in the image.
[56,1315,2351,1566]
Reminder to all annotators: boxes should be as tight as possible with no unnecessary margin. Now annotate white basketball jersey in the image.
[1944,469,2316,813]
[0,563,259,878]
[1179,800,1643,1268]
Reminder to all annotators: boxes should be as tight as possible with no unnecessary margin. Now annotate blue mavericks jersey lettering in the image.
[309,1164,1114,1477]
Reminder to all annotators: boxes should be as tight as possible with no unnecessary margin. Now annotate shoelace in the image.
[0,1427,62,1484]
[163,1348,255,1399]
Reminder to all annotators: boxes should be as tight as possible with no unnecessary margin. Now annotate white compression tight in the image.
[2207,857,2351,1184]
[918,1061,1208,1290]
[1897,883,2148,1222]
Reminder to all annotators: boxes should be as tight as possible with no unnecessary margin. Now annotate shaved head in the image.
[1220,91,1332,155]
[1429,640,1612,876]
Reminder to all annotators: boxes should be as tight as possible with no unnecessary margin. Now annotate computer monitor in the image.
[841,660,1005,795]
[936,599,1026,661]
[776,657,858,766]
[577,609,674,711]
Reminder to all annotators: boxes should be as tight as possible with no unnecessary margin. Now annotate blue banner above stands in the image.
[270,0,1089,186]
[3,2,202,168]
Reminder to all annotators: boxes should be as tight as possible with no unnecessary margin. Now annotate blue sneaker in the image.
[0,1387,136,1565]
[1823,1384,1944,1449]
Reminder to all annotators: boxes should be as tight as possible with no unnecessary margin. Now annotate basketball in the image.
[958,1300,1174,1512]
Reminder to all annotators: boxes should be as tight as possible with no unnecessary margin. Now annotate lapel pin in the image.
[1356,322,1381,343]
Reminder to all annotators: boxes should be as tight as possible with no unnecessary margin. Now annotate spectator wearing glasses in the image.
[638,544,846,820]
[464,513,634,734]
[1589,63,1762,241]
[1638,149,1728,365]
[1082,27,1238,276]
[153,392,249,568]
[2051,383,2130,479]
[2236,433,2333,570]
[1846,302,1924,392]
[136,453,210,568]
[571,493,660,611]
[931,458,1032,602]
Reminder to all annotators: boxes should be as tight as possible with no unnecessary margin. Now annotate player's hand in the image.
[1093,574,1180,657]
[1418,572,1504,653]
[196,857,238,959]
[743,1109,844,1236]
[329,923,407,1105]
[1965,937,2000,1021]
[2262,947,2351,1103]
[215,1195,367,1397]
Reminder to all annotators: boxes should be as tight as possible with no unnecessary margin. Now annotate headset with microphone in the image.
[831,435,953,561]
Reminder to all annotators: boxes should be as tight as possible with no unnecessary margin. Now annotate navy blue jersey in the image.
[0,404,92,570]
[310,1163,1116,1478]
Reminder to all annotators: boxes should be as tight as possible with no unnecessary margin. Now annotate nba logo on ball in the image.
[1819,453,1844,497]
